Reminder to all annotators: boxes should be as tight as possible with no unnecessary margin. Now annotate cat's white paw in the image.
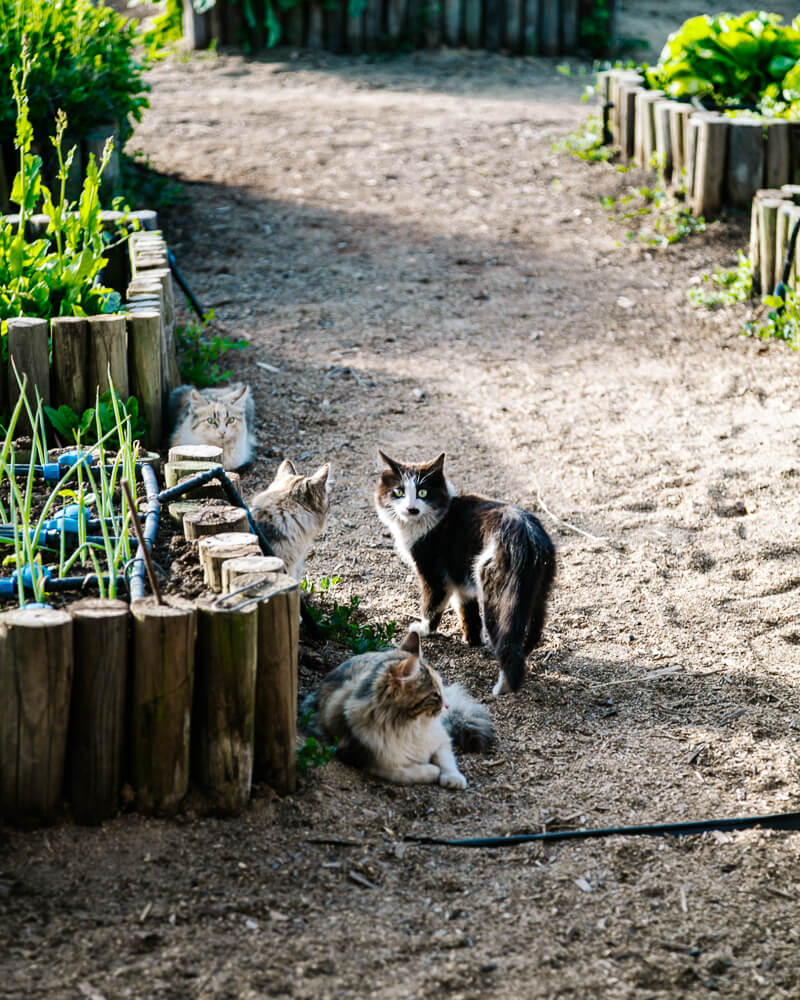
[492,673,511,697]
[439,770,467,790]
[409,620,431,637]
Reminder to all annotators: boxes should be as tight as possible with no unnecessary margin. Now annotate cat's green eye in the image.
[418,488,428,499]
[226,416,235,425]
[207,416,218,426]
[392,487,405,498]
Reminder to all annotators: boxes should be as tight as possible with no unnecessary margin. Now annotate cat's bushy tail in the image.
[442,683,496,752]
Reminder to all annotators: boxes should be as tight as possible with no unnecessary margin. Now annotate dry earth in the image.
[4,10,800,999]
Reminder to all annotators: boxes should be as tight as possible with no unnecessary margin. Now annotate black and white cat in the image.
[375,451,556,696]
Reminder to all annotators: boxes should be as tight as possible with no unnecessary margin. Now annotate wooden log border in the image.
[182,0,611,54]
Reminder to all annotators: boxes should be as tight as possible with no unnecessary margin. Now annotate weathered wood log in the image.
[199,533,262,592]
[66,599,128,825]
[758,197,783,297]
[692,117,729,219]
[780,184,800,205]
[388,0,409,42]
[765,120,791,188]
[182,0,211,48]
[168,443,224,464]
[130,597,196,816]
[129,209,159,232]
[183,504,251,540]
[539,0,559,55]
[725,119,764,209]
[284,4,304,45]
[0,607,73,825]
[325,1,346,52]
[172,470,241,503]
[668,103,693,181]
[87,314,129,399]
[749,188,789,295]
[7,317,50,434]
[192,600,258,814]
[774,200,796,291]
[618,85,643,162]
[653,100,673,182]
[252,577,300,794]
[126,310,162,449]
[308,4,324,47]
[424,0,441,47]
[502,0,520,49]
[523,0,539,53]
[346,3,363,51]
[636,90,665,168]
[221,555,287,596]
[483,0,501,50]
[50,316,89,415]
[561,0,578,51]
[464,0,481,47]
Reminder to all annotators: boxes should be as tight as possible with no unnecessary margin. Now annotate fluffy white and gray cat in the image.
[301,631,495,789]
[168,382,254,469]
[249,459,330,578]
[375,451,556,696]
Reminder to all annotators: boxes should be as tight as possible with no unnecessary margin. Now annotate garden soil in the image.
[5,7,800,998]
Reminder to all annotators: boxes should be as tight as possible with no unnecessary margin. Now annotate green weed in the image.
[688,252,753,309]
[296,711,337,776]
[302,575,398,654]
[176,309,247,388]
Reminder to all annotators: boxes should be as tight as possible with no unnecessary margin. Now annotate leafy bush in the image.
[647,11,800,110]
[0,56,125,322]
[0,0,149,147]
[45,391,149,448]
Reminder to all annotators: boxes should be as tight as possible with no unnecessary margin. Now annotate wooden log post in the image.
[183,0,211,48]
[169,469,241,503]
[308,4,324,47]
[66,599,128,825]
[637,90,665,169]
[50,316,89,415]
[192,600,258,814]
[504,0,522,50]
[325,0,346,52]
[692,117,729,219]
[749,188,788,296]
[774,200,796,292]
[284,4,304,45]
[168,444,224,464]
[618,85,642,162]
[388,0,410,43]
[780,184,800,205]
[424,0,442,48]
[130,597,197,816]
[464,0,481,47]
[127,310,163,449]
[758,197,783,297]
[252,577,300,794]
[789,122,800,184]
[87,314,129,399]
[7,317,50,435]
[221,555,286,596]
[561,0,578,52]
[668,104,692,182]
[183,504,251,541]
[653,100,673,183]
[347,3,363,51]
[523,0,539,53]
[725,120,764,209]
[539,0,560,55]
[0,608,74,826]
[765,120,791,189]
[484,0,502,50]
[199,533,262,592]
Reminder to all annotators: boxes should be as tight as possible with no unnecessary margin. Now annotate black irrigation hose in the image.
[156,465,277,559]
[405,811,800,849]
[167,248,205,320]
[774,216,800,306]
[129,461,161,601]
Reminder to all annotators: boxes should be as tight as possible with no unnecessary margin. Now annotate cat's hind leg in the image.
[455,596,483,646]
[410,577,452,636]
[431,743,467,790]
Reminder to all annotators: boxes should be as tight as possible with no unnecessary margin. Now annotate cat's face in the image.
[189,386,248,449]
[375,450,452,528]
[266,459,330,514]
[384,631,446,719]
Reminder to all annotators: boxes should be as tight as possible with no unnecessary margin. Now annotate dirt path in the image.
[4,45,800,999]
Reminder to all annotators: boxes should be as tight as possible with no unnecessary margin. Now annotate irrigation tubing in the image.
[157,465,277,559]
[774,216,800,305]
[167,248,205,320]
[129,461,161,601]
[404,811,800,849]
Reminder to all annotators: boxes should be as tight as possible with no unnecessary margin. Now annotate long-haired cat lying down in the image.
[375,451,556,696]
[302,631,494,789]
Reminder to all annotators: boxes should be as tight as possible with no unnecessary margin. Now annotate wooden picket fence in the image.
[749,186,800,299]
[601,69,800,221]
[183,0,609,54]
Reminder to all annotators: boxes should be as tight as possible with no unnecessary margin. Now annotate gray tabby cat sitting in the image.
[168,382,254,470]
[375,450,556,696]
[249,459,330,579]
[302,631,494,789]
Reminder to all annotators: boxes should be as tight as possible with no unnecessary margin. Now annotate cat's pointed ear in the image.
[398,631,420,656]
[189,388,205,405]
[310,463,330,488]
[378,449,402,476]
[426,452,446,474]
[228,383,249,405]
[390,651,420,685]
[276,459,297,479]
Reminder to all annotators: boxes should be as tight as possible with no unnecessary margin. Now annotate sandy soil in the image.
[4,15,800,1000]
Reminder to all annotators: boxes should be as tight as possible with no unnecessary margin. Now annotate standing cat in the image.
[301,631,494,788]
[249,459,330,578]
[375,450,556,696]
[168,382,254,469]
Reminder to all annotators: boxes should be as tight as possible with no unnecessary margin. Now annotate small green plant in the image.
[579,0,614,57]
[138,0,184,58]
[745,287,800,348]
[177,309,247,388]
[688,252,754,309]
[602,183,705,248]
[296,711,337,776]
[302,575,398,653]
[44,391,148,448]
[553,114,613,163]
